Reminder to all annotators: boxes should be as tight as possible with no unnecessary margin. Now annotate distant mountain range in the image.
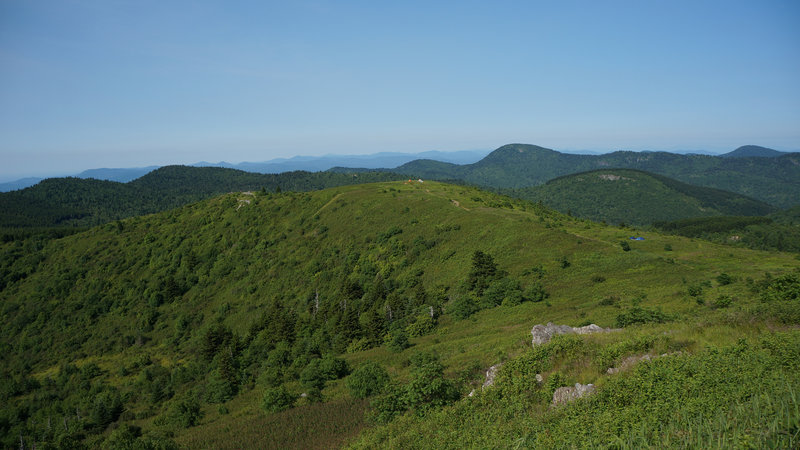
[392,144,800,208]
[508,169,776,226]
[192,149,490,173]
[0,150,490,192]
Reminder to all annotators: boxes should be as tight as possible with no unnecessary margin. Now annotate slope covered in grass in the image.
[1,180,798,448]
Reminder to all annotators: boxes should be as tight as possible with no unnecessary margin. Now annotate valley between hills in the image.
[1,145,799,448]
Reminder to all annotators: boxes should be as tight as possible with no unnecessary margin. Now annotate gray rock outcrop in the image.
[531,322,617,347]
[551,383,596,406]
[468,363,504,397]
[606,351,681,374]
[606,354,653,375]
[482,363,502,388]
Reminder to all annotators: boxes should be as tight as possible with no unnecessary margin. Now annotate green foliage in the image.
[162,396,204,428]
[523,281,549,303]
[1,179,798,448]
[619,240,631,251]
[103,424,179,450]
[347,361,390,399]
[711,295,733,309]
[386,328,411,353]
[467,250,500,295]
[512,169,777,226]
[370,352,459,423]
[754,273,800,324]
[615,307,672,327]
[716,272,733,285]
[262,385,297,413]
[354,334,800,449]
[405,313,436,337]
[402,143,800,208]
[482,278,522,307]
[0,166,406,228]
[654,215,800,253]
[687,284,704,297]
[449,293,479,319]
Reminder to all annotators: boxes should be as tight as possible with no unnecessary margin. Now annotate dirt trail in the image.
[312,193,343,217]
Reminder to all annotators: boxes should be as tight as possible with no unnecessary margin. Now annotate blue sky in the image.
[1,0,798,180]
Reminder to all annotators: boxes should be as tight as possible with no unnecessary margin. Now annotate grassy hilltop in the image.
[1,180,798,448]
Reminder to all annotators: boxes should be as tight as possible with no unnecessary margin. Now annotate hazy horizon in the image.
[2,1,798,180]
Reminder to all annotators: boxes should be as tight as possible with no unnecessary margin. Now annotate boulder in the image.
[606,354,653,375]
[469,363,504,397]
[606,351,682,375]
[531,322,617,347]
[482,363,503,389]
[551,383,596,406]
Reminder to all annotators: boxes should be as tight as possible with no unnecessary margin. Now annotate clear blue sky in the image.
[1,0,798,180]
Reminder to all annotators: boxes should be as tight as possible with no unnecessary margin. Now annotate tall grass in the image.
[176,398,367,449]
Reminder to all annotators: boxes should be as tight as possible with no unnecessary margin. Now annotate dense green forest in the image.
[505,169,775,226]
[653,206,800,253]
[394,143,800,208]
[0,166,405,229]
[1,180,798,448]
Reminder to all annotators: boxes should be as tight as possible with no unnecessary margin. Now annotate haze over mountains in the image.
[0,144,791,193]
[0,150,490,192]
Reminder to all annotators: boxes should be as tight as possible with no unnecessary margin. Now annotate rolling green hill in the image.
[0,166,405,229]
[1,181,798,448]
[395,143,800,208]
[506,169,776,226]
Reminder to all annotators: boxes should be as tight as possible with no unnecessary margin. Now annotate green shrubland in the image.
[0,180,797,448]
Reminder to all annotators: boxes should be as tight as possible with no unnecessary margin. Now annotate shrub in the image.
[716,273,733,286]
[483,278,522,307]
[524,282,549,303]
[687,284,703,297]
[386,328,411,353]
[620,241,631,252]
[450,293,479,319]
[615,307,672,327]
[164,396,203,428]
[319,355,350,380]
[402,353,459,415]
[370,353,458,423]
[599,296,618,306]
[346,361,390,398]
[262,385,296,413]
[711,295,733,309]
[406,314,436,337]
[299,360,326,390]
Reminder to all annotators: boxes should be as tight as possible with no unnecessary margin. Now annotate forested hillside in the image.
[653,206,800,253]
[0,166,405,228]
[394,143,800,208]
[1,181,798,448]
[507,169,776,226]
